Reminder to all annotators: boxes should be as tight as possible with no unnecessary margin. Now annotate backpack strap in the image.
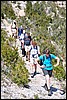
[36,45,38,54]
[49,54,51,60]
[42,54,51,63]
[30,45,38,51]
[42,55,45,63]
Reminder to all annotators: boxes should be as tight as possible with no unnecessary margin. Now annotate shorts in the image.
[11,29,16,33]
[21,39,24,44]
[31,58,36,65]
[43,69,53,77]
[30,57,37,65]
[25,45,31,52]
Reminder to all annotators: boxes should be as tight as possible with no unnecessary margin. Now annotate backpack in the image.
[18,27,23,36]
[30,45,38,58]
[39,54,51,66]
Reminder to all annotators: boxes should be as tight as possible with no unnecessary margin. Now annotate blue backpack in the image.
[18,27,23,36]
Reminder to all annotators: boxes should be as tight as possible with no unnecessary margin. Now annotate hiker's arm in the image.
[35,57,45,69]
[54,57,60,67]
[35,57,42,67]
[35,57,40,65]
[38,46,40,56]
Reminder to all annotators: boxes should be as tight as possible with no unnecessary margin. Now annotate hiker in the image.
[29,41,40,78]
[11,20,17,38]
[18,25,23,39]
[20,29,26,57]
[36,48,60,96]
[24,32,32,61]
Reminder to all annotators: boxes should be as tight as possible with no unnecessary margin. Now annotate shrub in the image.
[1,29,29,86]
[1,1,16,20]
[10,57,29,86]
[53,65,66,80]
[34,94,39,99]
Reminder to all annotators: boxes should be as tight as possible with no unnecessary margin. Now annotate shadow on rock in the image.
[23,84,30,89]
[50,86,57,94]
[50,86,65,95]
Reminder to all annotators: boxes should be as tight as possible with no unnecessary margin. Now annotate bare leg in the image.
[45,74,50,90]
[31,64,37,78]
[45,74,52,96]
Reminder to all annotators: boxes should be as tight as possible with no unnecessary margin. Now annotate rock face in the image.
[18,10,25,17]
[10,1,26,17]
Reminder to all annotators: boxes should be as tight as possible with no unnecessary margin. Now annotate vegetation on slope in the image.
[1,29,29,86]
[21,1,66,80]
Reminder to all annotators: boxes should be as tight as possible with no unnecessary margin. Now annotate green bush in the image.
[10,57,29,86]
[1,1,16,20]
[53,65,66,80]
[1,29,29,86]
[24,1,66,81]
[34,94,39,99]
[1,29,7,44]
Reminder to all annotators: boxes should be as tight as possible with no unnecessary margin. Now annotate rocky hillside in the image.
[1,1,66,99]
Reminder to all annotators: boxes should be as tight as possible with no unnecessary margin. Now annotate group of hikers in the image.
[11,20,60,96]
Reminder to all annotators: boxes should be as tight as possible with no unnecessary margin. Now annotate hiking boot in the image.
[31,75,34,78]
[44,83,48,91]
[31,71,37,78]
[48,89,52,96]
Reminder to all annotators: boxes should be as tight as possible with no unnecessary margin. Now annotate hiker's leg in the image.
[28,51,30,61]
[31,64,37,78]
[27,51,30,61]
[41,65,45,75]
[34,58,38,73]
[44,70,50,89]
[21,41,25,57]
[25,46,28,60]
[30,57,34,72]
[12,32,14,37]
[45,74,50,90]
[48,70,53,86]
[45,72,52,96]
[34,64,37,73]
[27,46,30,61]
[26,46,30,60]
[31,59,37,78]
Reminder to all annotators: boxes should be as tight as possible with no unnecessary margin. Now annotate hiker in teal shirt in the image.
[36,48,60,96]
[39,53,57,70]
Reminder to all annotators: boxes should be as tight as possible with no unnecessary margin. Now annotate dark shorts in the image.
[43,69,53,77]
